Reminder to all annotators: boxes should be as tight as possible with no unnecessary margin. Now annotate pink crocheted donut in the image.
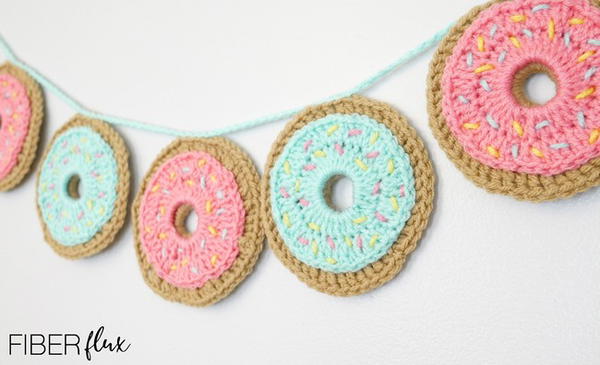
[0,73,33,179]
[442,0,600,176]
[137,151,245,289]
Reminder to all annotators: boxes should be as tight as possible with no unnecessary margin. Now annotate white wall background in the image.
[0,1,599,364]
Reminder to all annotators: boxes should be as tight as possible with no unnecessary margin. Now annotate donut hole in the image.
[174,204,198,238]
[66,174,82,200]
[323,175,354,212]
[512,63,557,107]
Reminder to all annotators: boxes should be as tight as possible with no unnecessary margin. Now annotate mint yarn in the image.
[38,127,118,246]
[270,113,416,273]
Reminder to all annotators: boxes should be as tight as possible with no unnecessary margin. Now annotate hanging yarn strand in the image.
[0,25,452,138]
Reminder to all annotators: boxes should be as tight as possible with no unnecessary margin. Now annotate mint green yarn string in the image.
[0,24,452,137]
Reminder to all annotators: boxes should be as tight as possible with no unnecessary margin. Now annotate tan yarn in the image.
[427,0,600,202]
[261,95,435,296]
[133,138,264,307]
[511,63,559,108]
[0,62,44,191]
[35,115,131,259]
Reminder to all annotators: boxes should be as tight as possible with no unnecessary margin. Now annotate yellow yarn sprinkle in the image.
[170,265,178,271]
[369,132,380,145]
[353,216,367,224]
[169,172,176,180]
[145,226,153,233]
[210,175,217,182]
[512,121,524,137]
[477,35,485,52]
[590,129,600,145]
[510,14,526,22]
[576,87,596,99]
[151,184,160,193]
[86,200,93,210]
[283,161,291,175]
[569,18,585,25]
[313,150,327,158]
[327,124,339,136]
[160,206,166,216]
[578,50,596,63]
[181,258,189,266]
[208,226,218,236]
[98,207,105,215]
[310,241,319,255]
[387,159,395,174]
[474,64,495,73]
[369,235,379,247]
[531,147,544,158]
[463,123,480,130]
[283,213,291,228]
[197,159,206,167]
[159,232,167,240]
[509,36,521,48]
[548,18,555,40]
[326,258,337,265]
[355,158,368,171]
[308,222,320,231]
[487,145,500,158]
[344,236,353,247]
[390,196,399,211]
[295,179,300,192]
[205,200,212,214]
[210,254,218,267]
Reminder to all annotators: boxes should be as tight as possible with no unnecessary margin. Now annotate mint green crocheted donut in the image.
[270,113,416,273]
[37,127,119,246]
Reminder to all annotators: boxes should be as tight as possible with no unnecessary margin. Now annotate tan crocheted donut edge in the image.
[427,0,600,202]
[261,95,435,296]
[35,115,131,259]
[133,137,264,307]
[0,62,44,191]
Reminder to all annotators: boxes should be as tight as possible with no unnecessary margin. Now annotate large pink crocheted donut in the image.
[137,150,245,289]
[441,0,600,176]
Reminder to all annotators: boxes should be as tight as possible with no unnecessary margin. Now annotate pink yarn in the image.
[0,74,32,179]
[442,0,600,176]
[138,151,245,289]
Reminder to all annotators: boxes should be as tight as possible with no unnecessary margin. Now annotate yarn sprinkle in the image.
[269,113,416,273]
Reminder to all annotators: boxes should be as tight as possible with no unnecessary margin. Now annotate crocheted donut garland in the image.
[261,96,434,296]
[133,138,263,306]
[0,62,44,191]
[36,115,130,259]
[429,0,600,201]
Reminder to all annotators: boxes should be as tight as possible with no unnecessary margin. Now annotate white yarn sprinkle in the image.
[535,120,550,129]
[550,143,569,149]
[480,79,492,92]
[486,113,499,129]
[532,4,550,12]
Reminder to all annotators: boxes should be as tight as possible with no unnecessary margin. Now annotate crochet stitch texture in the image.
[262,96,434,296]
[36,116,130,259]
[429,0,600,201]
[269,113,416,273]
[133,138,263,306]
[137,150,245,288]
[0,62,43,191]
